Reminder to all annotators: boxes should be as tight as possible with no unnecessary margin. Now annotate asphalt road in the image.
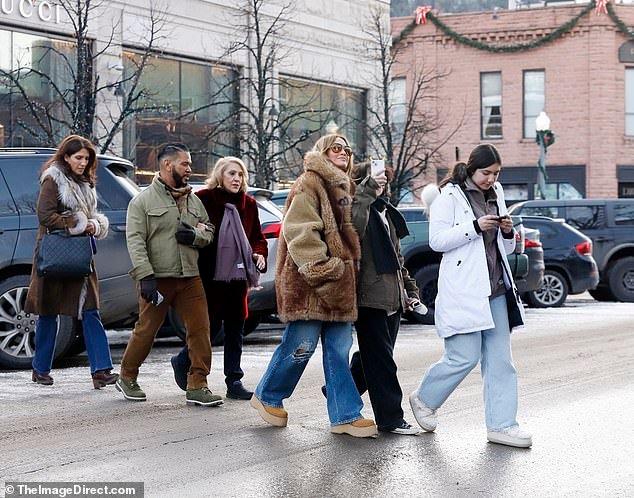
[1,294,633,497]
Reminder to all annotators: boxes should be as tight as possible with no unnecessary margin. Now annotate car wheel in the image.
[607,257,634,302]
[243,314,261,336]
[413,264,439,325]
[527,269,568,308]
[0,275,77,369]
[588,286,616,302]
[167,307,225,346]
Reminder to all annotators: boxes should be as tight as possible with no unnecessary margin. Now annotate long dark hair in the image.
[41,135,98,186]
[439,143,501,188]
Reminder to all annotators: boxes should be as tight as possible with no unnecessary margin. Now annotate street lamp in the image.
[325,119,339,134]
[535,111,555,199]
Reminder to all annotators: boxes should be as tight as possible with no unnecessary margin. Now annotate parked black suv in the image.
[0,149,140,369]
[509,199,634,302]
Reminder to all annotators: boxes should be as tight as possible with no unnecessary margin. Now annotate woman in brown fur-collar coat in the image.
[25,135,119,389]
[250,134,377,438]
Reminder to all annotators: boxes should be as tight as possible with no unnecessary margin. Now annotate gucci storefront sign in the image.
[1,0,62,24]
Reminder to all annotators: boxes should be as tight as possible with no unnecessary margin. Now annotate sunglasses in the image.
[329,143,353,157]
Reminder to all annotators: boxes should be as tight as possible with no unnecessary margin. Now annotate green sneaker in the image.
[115,377,147,401]
[186,387,224,407]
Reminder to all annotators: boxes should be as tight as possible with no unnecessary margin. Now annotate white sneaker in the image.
[408,391,437,432]
[487,426,532,448]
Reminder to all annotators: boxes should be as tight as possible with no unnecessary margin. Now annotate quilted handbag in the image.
[36,230,95,278]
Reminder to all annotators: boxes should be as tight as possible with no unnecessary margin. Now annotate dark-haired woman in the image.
[410,143,531,448]
[25,135,118,389]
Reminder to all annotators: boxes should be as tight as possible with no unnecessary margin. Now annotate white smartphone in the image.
[154,291,164,306]
[370,158,385,176]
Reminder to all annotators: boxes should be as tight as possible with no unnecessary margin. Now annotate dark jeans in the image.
[175,316,245,387]
[350,307,404,430]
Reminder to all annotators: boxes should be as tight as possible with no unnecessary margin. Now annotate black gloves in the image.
[140,276,160,305]
[175,222,196,246]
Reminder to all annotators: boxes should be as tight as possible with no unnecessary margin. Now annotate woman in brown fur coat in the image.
[250,134,377,438]
[25,135,118,389]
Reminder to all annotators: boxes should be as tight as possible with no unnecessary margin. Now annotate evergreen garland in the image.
[607,2,634,39]
[395,1,634,52]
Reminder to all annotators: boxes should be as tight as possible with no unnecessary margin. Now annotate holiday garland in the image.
[396,1,634,52]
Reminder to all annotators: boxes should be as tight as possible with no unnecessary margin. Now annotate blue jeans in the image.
[255,320,364,426]
[415,295,519,431]
[32,309,114,375]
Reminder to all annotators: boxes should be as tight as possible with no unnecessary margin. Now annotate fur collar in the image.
[40,163,97,216]
[303,151,351,189]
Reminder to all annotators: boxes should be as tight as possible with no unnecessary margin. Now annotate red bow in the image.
[595,0,608,15]
[415,5,432,25]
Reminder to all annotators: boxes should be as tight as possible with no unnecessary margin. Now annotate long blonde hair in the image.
[205,156,248,193]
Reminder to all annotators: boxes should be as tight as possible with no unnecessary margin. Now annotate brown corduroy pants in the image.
[120,277,211,389]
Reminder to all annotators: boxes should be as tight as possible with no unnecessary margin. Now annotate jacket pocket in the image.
[314,260,355,313]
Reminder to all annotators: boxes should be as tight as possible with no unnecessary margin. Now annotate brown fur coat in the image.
[275,152,361,323]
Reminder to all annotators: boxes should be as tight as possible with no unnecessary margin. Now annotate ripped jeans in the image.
[255,320,364,426]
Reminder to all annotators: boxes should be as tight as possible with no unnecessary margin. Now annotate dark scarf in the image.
[367,197,409,274]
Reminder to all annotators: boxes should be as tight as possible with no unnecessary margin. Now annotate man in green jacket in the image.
[116,143,222,407]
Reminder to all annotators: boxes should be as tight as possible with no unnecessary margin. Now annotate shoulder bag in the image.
[36,230,96,278]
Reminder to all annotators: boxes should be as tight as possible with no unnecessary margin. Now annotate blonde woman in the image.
[171,157,267,400]
[250,134,377,438]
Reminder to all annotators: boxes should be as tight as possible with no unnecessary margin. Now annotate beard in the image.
[172,169,188,188]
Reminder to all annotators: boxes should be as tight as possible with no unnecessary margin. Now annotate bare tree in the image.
[221,0,317,188]
[361,6,463,205]
[0,0,168,153]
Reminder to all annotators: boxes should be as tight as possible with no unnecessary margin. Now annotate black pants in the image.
[177,316,245,387]
[350,307,404,430]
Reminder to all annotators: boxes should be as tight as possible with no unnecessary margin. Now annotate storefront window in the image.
[123,52,239,184]
[278,77,366,179]
[0,28,77,147]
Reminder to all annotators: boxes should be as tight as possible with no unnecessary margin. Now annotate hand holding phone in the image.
[370,159,385,176]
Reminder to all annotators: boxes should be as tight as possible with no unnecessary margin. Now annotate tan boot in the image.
[250,395,288,427]
[331,418,378,438]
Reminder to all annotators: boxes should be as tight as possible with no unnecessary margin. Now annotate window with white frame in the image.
[626,68,634,135]
[389,77,406,142]
[481,72,502,139]
[524,70,544,138]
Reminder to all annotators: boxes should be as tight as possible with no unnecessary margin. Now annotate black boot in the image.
[226,381,253,400]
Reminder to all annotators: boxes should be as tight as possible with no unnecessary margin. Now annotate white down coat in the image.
[429,182,525,338]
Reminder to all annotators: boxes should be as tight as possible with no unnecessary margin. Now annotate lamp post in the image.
[535,111,555,199]
[325,119,339,135]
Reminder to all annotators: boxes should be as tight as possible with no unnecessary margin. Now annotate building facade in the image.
[392,2,634,202]
[0,0,388,183]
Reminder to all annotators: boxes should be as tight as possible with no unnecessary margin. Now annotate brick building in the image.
[392,3,634,203]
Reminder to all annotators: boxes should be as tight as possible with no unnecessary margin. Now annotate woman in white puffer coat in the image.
[409,144,532,448]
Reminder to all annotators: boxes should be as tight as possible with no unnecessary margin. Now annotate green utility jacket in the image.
[351,176,419,313]
[126,177,214,280]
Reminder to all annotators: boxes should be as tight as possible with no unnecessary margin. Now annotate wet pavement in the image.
[1,294,633,497]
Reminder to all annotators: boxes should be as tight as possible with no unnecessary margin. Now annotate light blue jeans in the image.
[32,309,114,375]
[255,320,364,426]
[414,295,519,431]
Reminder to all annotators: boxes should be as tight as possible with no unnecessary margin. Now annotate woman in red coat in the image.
[171,156,267,400]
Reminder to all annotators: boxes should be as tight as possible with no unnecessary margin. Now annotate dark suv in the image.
[509,199,634,302]
[0,148,140,369]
